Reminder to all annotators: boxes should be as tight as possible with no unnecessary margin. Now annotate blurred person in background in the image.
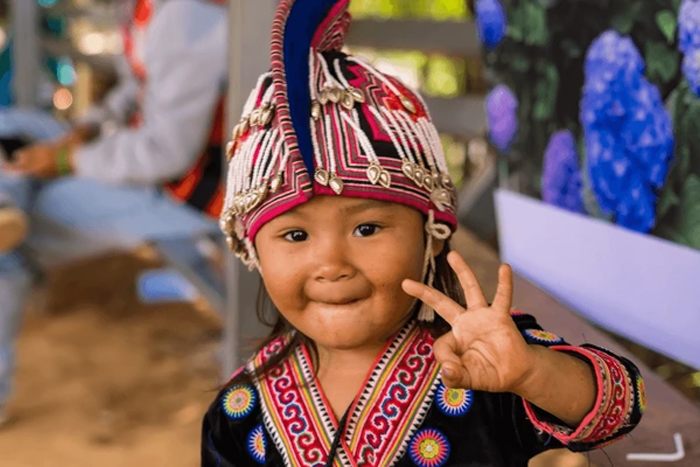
[0,0,227,427]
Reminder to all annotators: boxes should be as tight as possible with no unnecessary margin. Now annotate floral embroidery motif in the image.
[435,383,473,417]
[523,329,565,345]
[636,376,646,413]
[247,425,266,464]
[408,428,451,467]
[222,386,256,420]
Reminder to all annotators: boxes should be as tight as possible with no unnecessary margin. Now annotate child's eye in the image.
[283,230,308,242]
[353,224,381,237]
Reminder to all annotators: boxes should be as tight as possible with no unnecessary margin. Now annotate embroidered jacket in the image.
[202,313,644,466]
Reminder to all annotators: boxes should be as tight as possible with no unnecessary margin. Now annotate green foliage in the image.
[349,0,468,20]
[441,134,467,188]
[611,2,643,35]
[645,41,680,84]
[675,175,700,249]
[425,56,466,97]
[533,62,558,121]
[509,2,549,45]
[655,10,678,44]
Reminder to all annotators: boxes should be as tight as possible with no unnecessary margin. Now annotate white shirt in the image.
[75,0,228,186]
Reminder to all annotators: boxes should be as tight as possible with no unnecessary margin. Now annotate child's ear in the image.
[432,239,446,257]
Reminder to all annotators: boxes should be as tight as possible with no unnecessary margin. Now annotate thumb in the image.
[440,361,472,389]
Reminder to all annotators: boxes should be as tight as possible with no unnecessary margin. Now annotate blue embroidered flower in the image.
[247,425,266,464]
[221,386,257,420]
[542,130,585,214]
[435,383,473,417]
[679,0,700,55]
[581,31,675,233]
[475,0,507,50]
[485,85,518,153]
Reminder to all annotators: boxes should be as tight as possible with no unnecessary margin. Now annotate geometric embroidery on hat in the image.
[523,329,565,345]
[435,383,473,417]
[408,428,451,467]
[219,0,459,270]
[247,424,266,464]
[222,386,257,420]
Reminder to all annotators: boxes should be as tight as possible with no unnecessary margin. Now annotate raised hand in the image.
[4,142,72,179]
[402,251,536,393]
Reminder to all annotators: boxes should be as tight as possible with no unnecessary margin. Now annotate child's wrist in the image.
[509,344,547,399]
[56,144,74,176]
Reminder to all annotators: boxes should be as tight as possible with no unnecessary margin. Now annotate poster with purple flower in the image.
[479,0,700,250]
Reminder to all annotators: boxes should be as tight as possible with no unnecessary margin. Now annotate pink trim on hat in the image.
[246,181,457,245]
[247,191,312,242]
[311,0,350,48]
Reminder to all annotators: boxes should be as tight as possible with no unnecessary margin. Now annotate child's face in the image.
[255,196,441,351]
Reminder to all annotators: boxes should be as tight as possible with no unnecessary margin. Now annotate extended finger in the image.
[447,251,488,309]
[402,279,464,326]
[491,264,514,312]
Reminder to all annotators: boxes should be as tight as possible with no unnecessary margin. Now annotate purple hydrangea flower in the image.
[580,31,645,130]
[485,85,518,153]
[682,48,700,95]
[679,1,700,96]
[475,0,507,50]
[542,130,585,214]
[679,0,700,55]
[581,31,675,233]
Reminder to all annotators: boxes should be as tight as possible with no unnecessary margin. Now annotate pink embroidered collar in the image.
[248,321,441,466]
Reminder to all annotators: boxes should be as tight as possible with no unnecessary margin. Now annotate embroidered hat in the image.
[220,0,458,272]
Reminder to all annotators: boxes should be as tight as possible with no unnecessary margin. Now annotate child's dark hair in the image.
[224,234,465,390]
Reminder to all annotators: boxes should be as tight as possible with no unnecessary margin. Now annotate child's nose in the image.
[314,239,356,282]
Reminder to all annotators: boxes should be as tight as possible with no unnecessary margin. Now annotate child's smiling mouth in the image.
[316,296,365,306]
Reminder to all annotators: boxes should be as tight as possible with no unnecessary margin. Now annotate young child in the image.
[202,1,644,465]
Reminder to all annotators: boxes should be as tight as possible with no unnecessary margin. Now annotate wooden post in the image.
[222,0,278,381]
[10,0,40,108]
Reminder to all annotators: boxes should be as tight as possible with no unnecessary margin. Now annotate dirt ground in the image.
[0,247,601,467]
[0,249,223,467]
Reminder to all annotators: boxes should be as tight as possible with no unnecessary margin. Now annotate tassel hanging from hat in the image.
[418,210,452,322]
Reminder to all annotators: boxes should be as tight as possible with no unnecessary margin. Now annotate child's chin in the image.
[308,327,377,351]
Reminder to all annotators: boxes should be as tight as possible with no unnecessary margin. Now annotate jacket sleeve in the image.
[202,394,243,467]
[504,311,645,454]
[74,0,227,186]
[202,382,263,467]
[76,55,139,128]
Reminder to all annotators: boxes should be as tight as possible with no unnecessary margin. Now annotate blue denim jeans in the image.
[0,110,218,406]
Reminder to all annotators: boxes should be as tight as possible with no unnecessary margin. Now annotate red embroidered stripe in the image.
[523,345,635,447]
